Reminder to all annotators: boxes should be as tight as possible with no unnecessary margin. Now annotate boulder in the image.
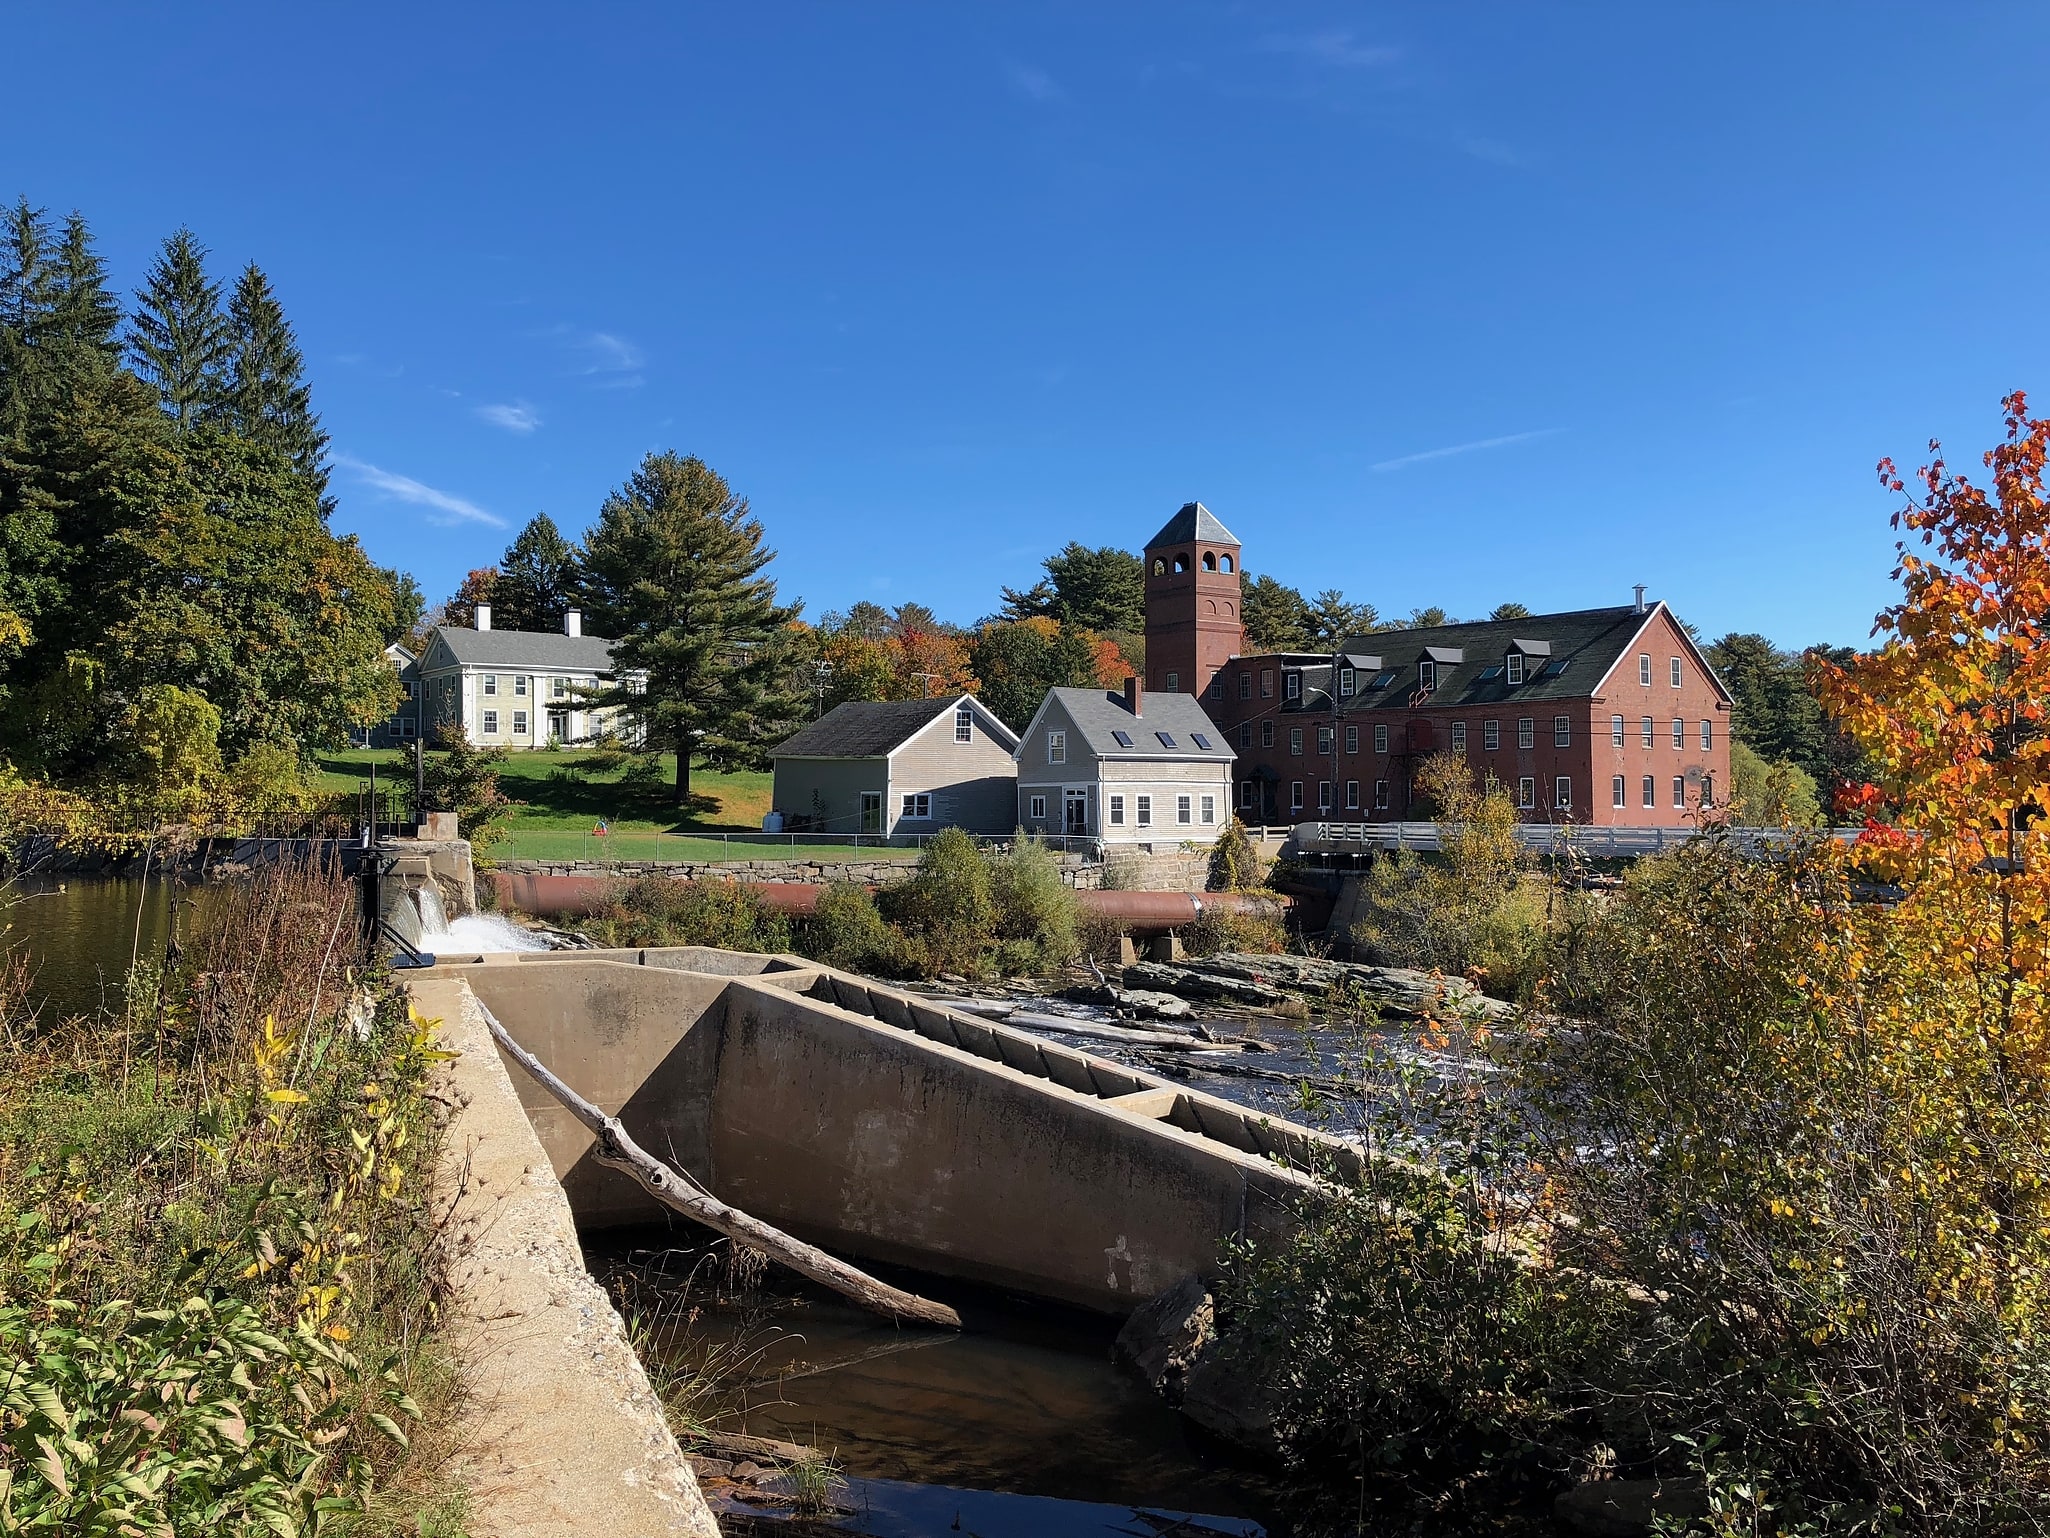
[1114,1273,1213,1400]
[1124,952,1514,1022]
[1554,1477,1707,1537]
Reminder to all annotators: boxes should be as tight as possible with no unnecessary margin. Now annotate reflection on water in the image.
[589,1238,1278,1535]
[1,875,211,1022]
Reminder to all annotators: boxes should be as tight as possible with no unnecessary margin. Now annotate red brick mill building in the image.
[1140,502,1733,827]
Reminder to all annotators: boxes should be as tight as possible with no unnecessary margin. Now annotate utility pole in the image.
[813,660,834,718]
[911,671,939,699]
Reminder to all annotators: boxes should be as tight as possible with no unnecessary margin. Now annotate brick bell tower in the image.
[1142,501,1243,698]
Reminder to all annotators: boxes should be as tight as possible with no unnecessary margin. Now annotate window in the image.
[1346,725,1359,754]
[1200,795,1215,824]
[552,677,568,699]
[955,706,972,743]
[1374,723,1389,753]
[1261,721,1274,748]
[1702,774,1715,806]
[400,718,417,739]
[1112,730,1134,748]
[1517,776,1535,808]
[514,675,528,696]
[1339,666,1356,696]
[1177,795,1192,825]
[1642,775,1656,809]
[1418,659,1436,690]
[1029,794,1047,820]
[1506,652,1525,686]
[1612,714,1625,746]
[1518,717,1535,749]
[1288,727,1302,756]
[513,710,529,735]
[863,792,884,832]
[1208,676,1224,700]
[1238,722,1251,749]
[1221,554,1234,572]
[1641,715,1655,747]
[1239,782,1256,808]
[1192,732,1212,750]
[482,709,499,733]
[1671,657,1683,688]
[1701,720,1713,751]
[1612,774,1626,808]
[1109,794,1125,825]
[1484,720,1500,751]
[901,793,932,819]
[1318,781,1333,811]
[1345,780,1359,809]
[404,679,419,699]
[1673,775,1686,808]
[1285,672,1301,700]
[1450,720,1467,750]
[1048,730,1066,764]
[1374,780,1389,809]
[1137,795,1152,826]
[1156,731,1177,748]
[1640,655,1652,686]
[1672,718,1684,749]
[1316,726,1333,755]
[1290,781,1304,812]
[1240,672,1252,700]
[1554,715,1571,747]
[1555,776,1572,810]
[1165,671,1179,692]
[1261,669,1274,697]
[483,675,498,696]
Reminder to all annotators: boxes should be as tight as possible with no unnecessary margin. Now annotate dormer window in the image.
[1418,659,1436,690]
[1285,672,1302,700]
[1338,666,1355,696]
[1506,653,1525,685]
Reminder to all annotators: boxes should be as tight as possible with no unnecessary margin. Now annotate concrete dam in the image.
[417,943,1361,1314]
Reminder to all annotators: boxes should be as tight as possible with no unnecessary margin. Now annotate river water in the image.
[3,874,198,1021]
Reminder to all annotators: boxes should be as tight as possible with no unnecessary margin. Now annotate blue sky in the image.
[11,4,2049,648]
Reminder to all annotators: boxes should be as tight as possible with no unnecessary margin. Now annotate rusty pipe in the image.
[487,871,1286,930]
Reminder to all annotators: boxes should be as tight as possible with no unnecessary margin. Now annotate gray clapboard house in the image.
[1015,680,1235,847]
[771,695,1020,838]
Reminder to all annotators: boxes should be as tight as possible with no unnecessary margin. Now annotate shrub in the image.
[1207,816,1261,891]
[880,827,994,976]
[799,882,900,973]
[417,727,512,854]
[586,875,792,953]
[1181,902,1286,957]
[987,834,1077,972]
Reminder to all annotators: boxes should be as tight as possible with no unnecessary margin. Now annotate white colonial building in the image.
[1013,679,1234,847]
[414,604,639,748]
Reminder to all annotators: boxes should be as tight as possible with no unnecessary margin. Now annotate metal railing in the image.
[1288,820,1861,857]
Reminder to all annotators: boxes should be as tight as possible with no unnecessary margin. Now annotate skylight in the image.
[1192,732,1212,749]
[1156,731,1177,748]
[1112,730,1134,748]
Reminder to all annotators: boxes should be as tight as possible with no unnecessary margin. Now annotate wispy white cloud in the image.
[1260,30,1400,69]
[1007,62,1065,103]
[475,400,541,433]
[1372,429,1562,473]
[541,326,645,389]
[334,454,506,528]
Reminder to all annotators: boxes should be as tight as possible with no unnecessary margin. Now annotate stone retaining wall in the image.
[494,854,1107,889]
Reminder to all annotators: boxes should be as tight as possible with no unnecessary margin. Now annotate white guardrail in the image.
[1284,821,1862,857]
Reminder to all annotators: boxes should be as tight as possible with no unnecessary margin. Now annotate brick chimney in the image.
[1124,674,1143,717]
[474,603,492,632]
[564,609,582,637]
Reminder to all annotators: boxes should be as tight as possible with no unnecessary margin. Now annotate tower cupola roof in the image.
[1144,501,1238,550]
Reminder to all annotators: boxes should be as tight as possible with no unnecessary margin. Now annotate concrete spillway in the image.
[420,945,1359,1314]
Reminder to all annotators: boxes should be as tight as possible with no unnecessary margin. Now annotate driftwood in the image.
[478,1003,962,1331]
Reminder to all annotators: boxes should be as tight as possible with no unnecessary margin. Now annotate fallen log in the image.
[478,1002,962,1331]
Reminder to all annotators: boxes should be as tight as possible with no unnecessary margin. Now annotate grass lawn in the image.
[312,748,917,863]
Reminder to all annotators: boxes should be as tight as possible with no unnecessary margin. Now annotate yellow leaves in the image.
[264,1088,309,1105]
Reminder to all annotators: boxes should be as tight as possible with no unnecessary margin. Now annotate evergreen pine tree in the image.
[493,511,581,632]
[224,262,329,504]
[46,213,123,370]
[128,227,231,430]
[0,198,55,426]
[581,453,803,807]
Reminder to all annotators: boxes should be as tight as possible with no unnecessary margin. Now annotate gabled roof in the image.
[424,626,619,672]
[1260,604,1728,711]
[773,695,1014,760]
[1035,687,1234,761]
[1144,501,1238,551]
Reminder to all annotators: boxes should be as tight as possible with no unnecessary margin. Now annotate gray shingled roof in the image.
[1144,501,1238,550]
[1266,605,1719,712]
[773,697,961,759]
[1045,687,1234,760]
[430,626,619,671]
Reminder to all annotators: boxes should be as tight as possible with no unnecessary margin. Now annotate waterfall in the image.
[414,882,450,935]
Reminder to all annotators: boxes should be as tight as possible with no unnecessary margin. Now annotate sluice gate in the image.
[417,945,1359,1313]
